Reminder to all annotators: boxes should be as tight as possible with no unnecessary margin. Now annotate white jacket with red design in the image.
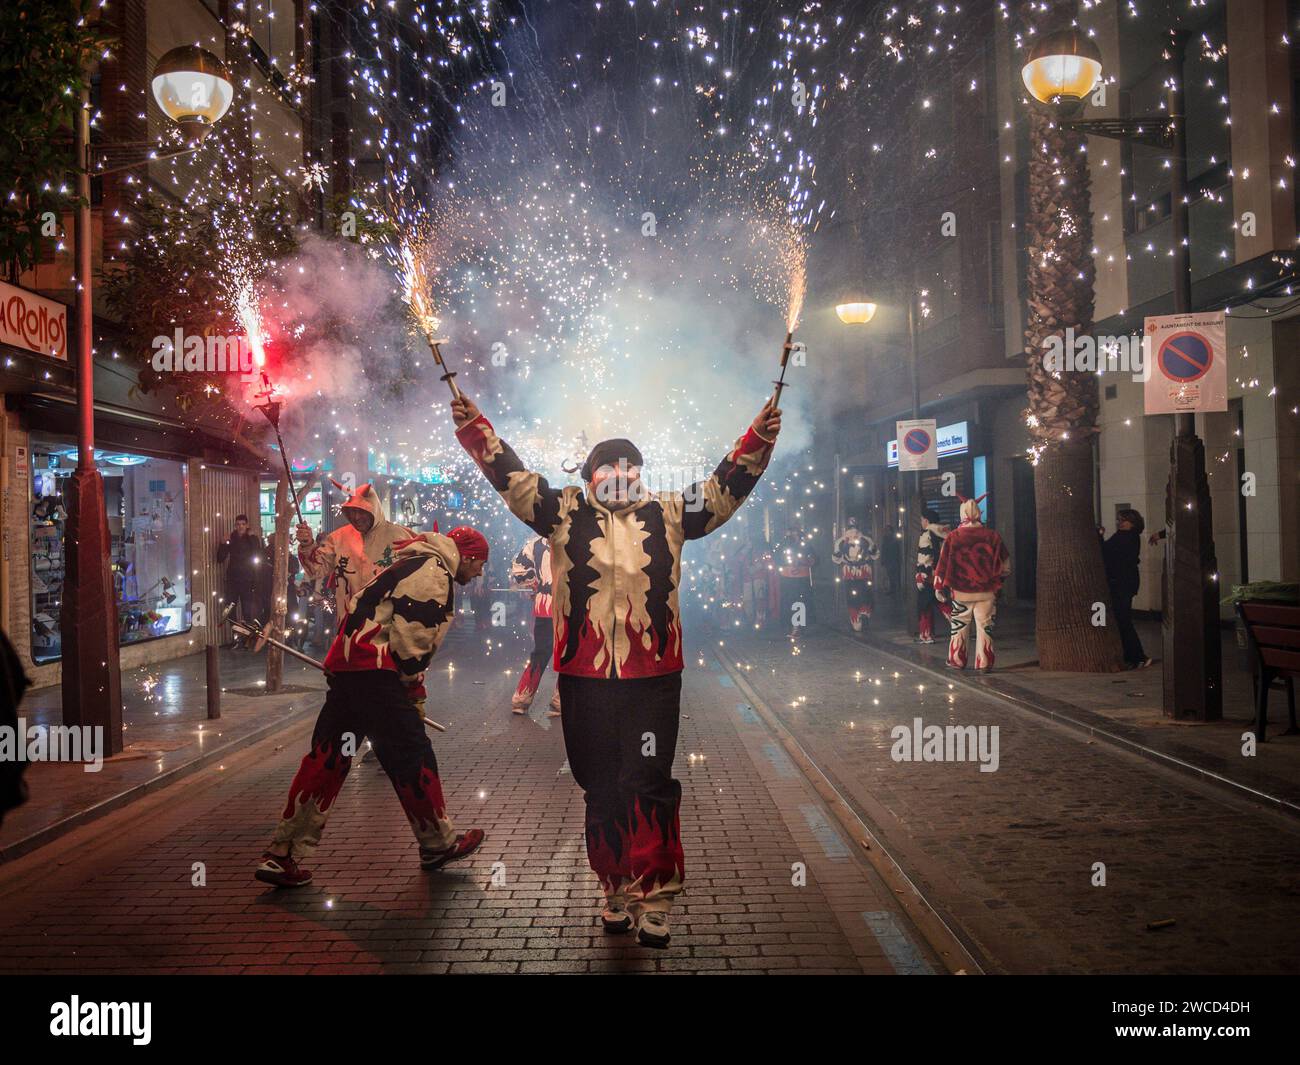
[457,412,774,679]
[298,483,415,619]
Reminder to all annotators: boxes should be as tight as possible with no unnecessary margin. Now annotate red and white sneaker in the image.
[420,828,485,871]
[254,851,313,888]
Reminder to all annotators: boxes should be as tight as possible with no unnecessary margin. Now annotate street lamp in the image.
[151,46,234,134]
[840,292,923,635]
[835,302,877,325]
[63,46,231,752]
[1021,29,1103,104]
[1022,29,1221,721]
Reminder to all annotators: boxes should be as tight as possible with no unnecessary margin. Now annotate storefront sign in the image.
[1143,311,1227,414]
[887,420,969,469]
[0,280,68,360]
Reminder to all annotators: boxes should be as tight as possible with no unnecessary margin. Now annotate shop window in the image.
[29,435,191,664]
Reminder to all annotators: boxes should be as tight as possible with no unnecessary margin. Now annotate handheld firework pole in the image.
[251,374,306,528]
[770,266,807,409]
[426,335,462,400]
[771,330,796,410]
[396,234,463,399]
[225,609,448,733]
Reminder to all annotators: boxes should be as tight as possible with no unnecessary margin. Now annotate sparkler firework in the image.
[114,1,982,557]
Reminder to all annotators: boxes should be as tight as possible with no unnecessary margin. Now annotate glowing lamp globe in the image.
[151,46,233,136]
[1021,29,1103,104]
[836,302,877,325]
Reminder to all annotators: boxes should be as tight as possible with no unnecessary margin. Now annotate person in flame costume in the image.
[914,509,951,645]
[295,481,415,621]
[932,495,1010,672]
[254,526,490,888]
[453,391,780,948]
[509,534,562,716]
[831,516,878,632]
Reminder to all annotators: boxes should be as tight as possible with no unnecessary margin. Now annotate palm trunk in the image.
[1032,439,1123,670]
[1022,0,1123,672]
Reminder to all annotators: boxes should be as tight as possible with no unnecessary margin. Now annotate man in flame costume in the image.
[453,391,779,948]
[254,526,489,888]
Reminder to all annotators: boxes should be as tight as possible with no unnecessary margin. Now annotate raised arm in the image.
[679,399,781,541]
[452,394,567,537]
[296,523,336,582]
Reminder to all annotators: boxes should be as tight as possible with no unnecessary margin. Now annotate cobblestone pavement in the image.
[713,625,1300,974]
[0,627,938,975]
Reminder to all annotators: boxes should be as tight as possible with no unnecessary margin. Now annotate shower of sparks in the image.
[106,0,1073,565]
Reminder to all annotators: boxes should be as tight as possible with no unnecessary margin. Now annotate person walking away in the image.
[932,494,1010,672]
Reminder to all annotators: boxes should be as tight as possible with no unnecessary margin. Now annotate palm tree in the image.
[1020,1,1124,672]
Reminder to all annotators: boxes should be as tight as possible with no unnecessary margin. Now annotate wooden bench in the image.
[1236,601,1300,743]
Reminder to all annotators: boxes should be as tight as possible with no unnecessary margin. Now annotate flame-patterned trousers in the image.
[512,616,553,708]
[946,591,997,670]
[558,671,684,914]
[270,671,457,859]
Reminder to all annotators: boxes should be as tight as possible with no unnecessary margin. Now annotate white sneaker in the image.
[635,910,670,948]
[546,690,561,717]
[601,894,633,934]
[510,696,530,715]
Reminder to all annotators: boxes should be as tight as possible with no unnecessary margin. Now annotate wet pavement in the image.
[0,622,933,975]
[6,608,1297,974]
[857,598,1300,810]
[714,623,1300,974]
[2,646,325,861]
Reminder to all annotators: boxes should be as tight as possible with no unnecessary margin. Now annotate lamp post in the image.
[63,47,232,752]
[838,294,923,633]
[1023,27,1221,720]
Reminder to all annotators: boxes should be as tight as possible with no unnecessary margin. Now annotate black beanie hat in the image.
[581,438,643,482]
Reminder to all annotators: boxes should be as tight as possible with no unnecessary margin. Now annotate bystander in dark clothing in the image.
[1102,509,1150,668]
[0,628,32,826]
[217,517,264,643]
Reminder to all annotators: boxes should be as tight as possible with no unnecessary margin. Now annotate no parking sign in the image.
[1143,311,1227,415]
[896,419,938,471]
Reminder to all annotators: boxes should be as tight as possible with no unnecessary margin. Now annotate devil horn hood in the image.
[340,482,386,522]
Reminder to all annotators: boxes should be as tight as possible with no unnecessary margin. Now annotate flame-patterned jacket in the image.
[322,533,457,694]
[457,412,774,679]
